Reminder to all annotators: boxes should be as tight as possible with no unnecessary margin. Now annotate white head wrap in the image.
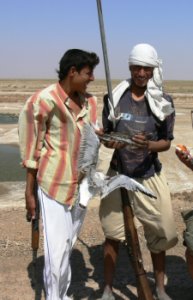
[128,43,174,121]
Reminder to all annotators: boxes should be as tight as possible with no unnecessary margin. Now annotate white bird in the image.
[77,123,156,207]
[71,123,156,247]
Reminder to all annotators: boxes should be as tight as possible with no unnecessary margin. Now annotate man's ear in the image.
[69,66,77,77]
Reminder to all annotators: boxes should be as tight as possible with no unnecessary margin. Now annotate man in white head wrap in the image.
[100,43,177,300]
[108,43,174,123]
[129,43,174,120]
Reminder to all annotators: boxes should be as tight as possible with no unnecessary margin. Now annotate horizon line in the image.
[0,78,192,82]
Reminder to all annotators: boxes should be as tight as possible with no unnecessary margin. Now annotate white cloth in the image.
[38,187,85,300]
[129,43,160,67]
[108,43,174,122]
[78,177,94,208]
[71,203,87,247]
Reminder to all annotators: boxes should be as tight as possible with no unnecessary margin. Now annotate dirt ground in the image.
[1,80,193,300]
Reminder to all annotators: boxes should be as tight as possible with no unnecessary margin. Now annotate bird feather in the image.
[77,123,156,206]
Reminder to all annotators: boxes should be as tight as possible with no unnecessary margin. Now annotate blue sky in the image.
[1,0,193,80]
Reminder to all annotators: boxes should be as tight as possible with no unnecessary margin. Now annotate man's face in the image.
[73,66,94,93]
[130,65,154,88]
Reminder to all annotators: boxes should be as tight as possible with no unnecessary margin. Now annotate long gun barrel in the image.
[121,188,154,299]
[96,1,154,298]
[26,190,40,263]
[31,208,39,263]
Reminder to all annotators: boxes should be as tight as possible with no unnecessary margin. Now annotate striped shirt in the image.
[19,82,98,206]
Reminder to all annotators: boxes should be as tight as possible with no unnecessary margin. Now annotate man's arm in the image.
[19,96,52,218]
[132,134,171,152]
[25,168,38,220]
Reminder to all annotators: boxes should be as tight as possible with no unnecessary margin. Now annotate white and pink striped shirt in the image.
[19,82,98,206]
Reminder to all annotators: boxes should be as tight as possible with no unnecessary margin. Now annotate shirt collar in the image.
[56,82,89,117]
[56,82,69,103]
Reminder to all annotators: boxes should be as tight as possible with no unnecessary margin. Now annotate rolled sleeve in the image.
[21,159,39,169]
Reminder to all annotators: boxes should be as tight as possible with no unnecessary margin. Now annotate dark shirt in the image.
[102,88,175,178]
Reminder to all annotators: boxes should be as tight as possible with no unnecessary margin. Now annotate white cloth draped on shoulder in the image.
[107,43,174,123]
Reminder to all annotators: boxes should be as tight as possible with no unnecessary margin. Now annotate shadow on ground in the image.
[165,255,193,300]
[27,255,45,300]
[27,244,193,300]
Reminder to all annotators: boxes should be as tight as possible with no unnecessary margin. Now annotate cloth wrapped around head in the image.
[128,43,174,121]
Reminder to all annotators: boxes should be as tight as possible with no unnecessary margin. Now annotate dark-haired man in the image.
[99,43,178,300]
[19,49,99,300]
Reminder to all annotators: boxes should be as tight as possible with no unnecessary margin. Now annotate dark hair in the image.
[57,49,100,81]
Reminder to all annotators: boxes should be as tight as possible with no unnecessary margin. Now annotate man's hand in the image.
[95,127,104,136]
[132,133,149,149]
[132,134,171,153]
[95,129,128,149]
[175,148,193,171]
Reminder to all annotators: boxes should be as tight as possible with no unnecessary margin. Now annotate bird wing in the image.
[101,174,156,199]
[78,123,100,174]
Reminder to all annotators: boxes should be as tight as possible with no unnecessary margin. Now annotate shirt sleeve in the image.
[87,95,98,126]
[157,94,175,140]
[102,94,114,133]
[18,94,53,169]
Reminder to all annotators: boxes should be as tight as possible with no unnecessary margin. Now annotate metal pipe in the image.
[96,0,115,116]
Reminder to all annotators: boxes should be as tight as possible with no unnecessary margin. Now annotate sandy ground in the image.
[1,80,193,300]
